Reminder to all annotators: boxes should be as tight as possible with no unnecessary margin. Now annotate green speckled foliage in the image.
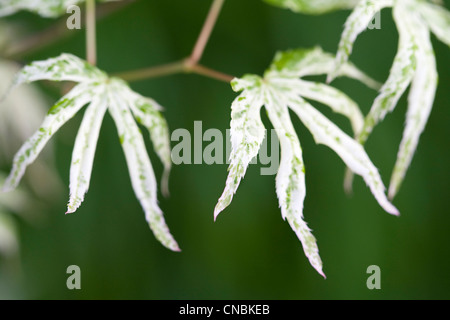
[1,54,178,252]
[1,0,449,283]
[329,0,448,199]
[215,47,399,276]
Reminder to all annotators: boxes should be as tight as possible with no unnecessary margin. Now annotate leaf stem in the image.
[86,0,97,66]
[188,0,226,66]
[187,63,234,83]
[113,61,186,82]
[115,0,233,84]
[114,59,234,83]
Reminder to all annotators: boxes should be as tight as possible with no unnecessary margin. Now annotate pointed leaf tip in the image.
[213,205,223,221]
[107,84,179,252]
[214,86,265,219]
[121,83,173,199]
[264,86,325,276]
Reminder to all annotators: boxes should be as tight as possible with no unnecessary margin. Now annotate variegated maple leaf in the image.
[0,57,63,200]
[0,0,117,18]
[1,53,179,251]
[329,0,449,199]
[215,47,398,277]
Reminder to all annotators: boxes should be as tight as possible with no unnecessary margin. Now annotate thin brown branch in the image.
[115,0,232,84]
[188,64,234,83]
[188,0,226,66]
[86,0,97,65]
[113,60,186,82]
[115,59,234,84]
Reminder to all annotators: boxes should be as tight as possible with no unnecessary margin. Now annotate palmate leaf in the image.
[1,53,179,251]
[330,0,445,199]
[215,48,397,277]
[0,0,117,18]
[263,0,360,14]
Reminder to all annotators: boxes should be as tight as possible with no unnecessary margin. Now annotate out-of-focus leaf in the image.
[331,0,447,198]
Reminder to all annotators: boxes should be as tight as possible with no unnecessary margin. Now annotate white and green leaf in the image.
[12,53,106,87]
[268,47,381,90]
[264,85,324,278]
[121,82,172,197]
[358,2,418,144]
[217,47,398,276]
[268,77,364,134]
[333,0,449,196]
[107,82,180,252]
[2,83,92,192]
[389,13,438,199]
[2,53,178,251]
[285,92,399,216]
[214,76,266,220]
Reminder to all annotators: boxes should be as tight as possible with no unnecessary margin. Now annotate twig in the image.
[113,61,186,82]
[114,59,234,83]
[86,0,97,65]
[188,63,234,83]
[188,0,226,66]
[115,0,233,84]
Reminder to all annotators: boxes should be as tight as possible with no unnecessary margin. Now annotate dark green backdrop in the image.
[1,0,449,299]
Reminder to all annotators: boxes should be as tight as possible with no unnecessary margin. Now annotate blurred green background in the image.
[1,0,449,299]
